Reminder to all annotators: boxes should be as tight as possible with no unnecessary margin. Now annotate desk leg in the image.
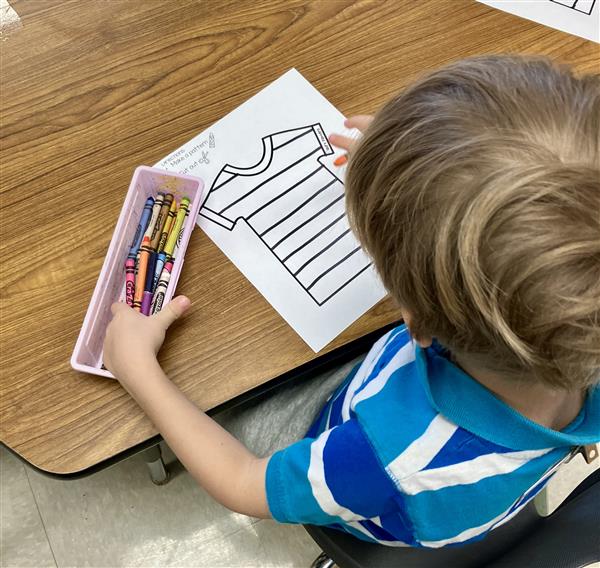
[310,553,335,568]
[142,444,170,485]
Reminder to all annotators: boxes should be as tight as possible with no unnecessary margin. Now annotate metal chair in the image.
[305,468,600,568]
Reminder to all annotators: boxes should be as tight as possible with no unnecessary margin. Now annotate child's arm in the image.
[102,112,375,518]
[103,298,270,519]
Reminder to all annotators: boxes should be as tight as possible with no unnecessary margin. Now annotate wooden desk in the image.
[1,1,596,476]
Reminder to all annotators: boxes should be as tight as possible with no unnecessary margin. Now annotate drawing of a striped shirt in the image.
[200,124,372,305]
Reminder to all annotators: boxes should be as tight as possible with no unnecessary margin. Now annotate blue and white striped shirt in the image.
[266,325,600,547]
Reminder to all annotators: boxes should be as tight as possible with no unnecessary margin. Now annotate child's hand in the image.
[103,296,191,381]
[329,115,374,153]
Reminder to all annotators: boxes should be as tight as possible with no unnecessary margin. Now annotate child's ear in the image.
[415,336,433,348]
[401,308,433,348]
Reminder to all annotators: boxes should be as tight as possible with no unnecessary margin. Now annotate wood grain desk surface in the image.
[1,0,597,476]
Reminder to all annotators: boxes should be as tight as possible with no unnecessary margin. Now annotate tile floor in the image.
[1,429,598,567]
[0,442,321,568]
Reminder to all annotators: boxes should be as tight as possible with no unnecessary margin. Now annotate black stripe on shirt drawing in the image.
[245,164,323,221]
[259,178,338,238]
[218,148,322,215]
[199,124,372,305]
[212,126,313,191]
[274,198,345,253]
[549,0,596,15]
[292,228,352,277]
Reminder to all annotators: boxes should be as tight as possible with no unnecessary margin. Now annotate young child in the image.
[103,55,600,547]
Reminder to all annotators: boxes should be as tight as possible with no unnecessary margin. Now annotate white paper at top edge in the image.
[477,0,599,43]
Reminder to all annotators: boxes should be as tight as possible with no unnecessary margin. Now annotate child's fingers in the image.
[329,115,374,153]
[344,115,374,132]
[329,133,355,152]
[153,295,191,329]
[111,301,131,316]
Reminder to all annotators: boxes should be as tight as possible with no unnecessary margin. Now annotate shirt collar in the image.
[415,342,600,450]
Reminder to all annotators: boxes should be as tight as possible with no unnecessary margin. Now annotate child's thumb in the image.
[154,296,191,328]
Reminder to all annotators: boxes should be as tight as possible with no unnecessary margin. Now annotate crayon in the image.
[163,197,190,261]
[133,236,151,311]
[142,192,165,247]
[152,199,178,290]
[172,201,191,259]
[136,193,164,275]
[157,199,177,254]
[153,251,167,292]
[128,197,154,260]
[141,252,157,316]
[153,199,190,290]
[150,193,173,251]
[333,154,348,167]
[125,258,136,307]
[151,261,174,315]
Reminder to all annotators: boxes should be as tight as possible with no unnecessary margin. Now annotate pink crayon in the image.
[150,261,174,315]
[125,258,135,307]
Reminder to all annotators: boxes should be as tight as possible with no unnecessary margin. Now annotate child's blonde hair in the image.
[346,55,600,390]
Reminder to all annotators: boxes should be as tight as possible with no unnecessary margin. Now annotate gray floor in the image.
[0,443,322,568]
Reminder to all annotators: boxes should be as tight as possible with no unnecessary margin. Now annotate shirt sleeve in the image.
[266,418,400,526]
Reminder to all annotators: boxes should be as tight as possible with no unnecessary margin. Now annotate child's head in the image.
[346,55,600,390]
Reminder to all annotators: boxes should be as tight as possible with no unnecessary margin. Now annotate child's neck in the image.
[455,357,585,431]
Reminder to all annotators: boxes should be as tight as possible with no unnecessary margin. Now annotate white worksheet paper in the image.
[477,0,599,43]
[155,69,386,351]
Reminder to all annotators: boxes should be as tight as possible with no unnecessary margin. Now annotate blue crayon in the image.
[152,251,167,291]
[145,252,157,291]
[128,197,154,260]
[140,252,157,316]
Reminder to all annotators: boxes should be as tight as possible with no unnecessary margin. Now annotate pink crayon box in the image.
[71,166,205,379]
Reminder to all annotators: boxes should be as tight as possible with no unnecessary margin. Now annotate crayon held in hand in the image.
[333,154,348,167]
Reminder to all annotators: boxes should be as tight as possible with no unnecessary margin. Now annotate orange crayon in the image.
[333,154,348,167]
[133,236,151,311]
